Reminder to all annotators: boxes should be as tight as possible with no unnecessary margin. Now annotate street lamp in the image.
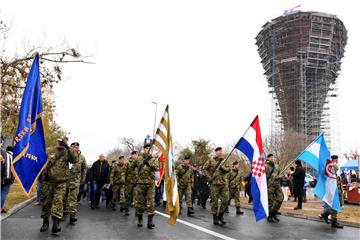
[152,101,158,141]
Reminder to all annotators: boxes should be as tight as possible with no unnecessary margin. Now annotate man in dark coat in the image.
[90,154,110,209]
[293,160,306,210]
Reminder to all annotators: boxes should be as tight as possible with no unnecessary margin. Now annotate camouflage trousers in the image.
[229,187,241,207]
[268,185,284,213]
[178,184,193,208]
[41,181,66,219]
[65,182,80,215]
[210,184,229,214]
[112,183,126,208]
[134,183,155,216]
[125,183,136,208]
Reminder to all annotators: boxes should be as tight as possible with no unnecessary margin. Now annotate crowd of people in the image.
[1,136,346,236]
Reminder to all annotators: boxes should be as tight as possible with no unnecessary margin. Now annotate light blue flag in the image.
[298,133,341,212]
[12,54,47,195]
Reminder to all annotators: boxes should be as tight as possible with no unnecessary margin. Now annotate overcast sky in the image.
[2,0,359,164]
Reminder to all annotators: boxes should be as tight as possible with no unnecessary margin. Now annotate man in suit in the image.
[293,160,305,210]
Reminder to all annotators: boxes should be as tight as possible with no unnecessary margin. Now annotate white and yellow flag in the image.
[153,105,180,224]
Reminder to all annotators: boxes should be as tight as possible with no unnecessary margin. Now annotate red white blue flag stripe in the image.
[234,116,268,221]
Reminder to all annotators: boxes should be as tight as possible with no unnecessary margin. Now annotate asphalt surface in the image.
[1,200,359,240]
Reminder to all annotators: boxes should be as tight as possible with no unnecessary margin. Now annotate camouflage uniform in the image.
[110,161,126,209]
[176,163,194,209]
[265,161,284,215]
[228,168,242,208]
[133,153,159,216]
[41,147,78,220]
[64,154,86,216]
[203,156,230,215]
[125,157,138,208]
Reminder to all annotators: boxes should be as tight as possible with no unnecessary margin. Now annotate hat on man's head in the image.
[131,151,138,155]
[295,160,301,165]
[143,143,151,148]
[233,161,239,165]
[267,153,274,158]
[119,156,125,160]
[71,142,80,147]
[215,147,222,152]
[331,155,339,160]
[184,155,191,160]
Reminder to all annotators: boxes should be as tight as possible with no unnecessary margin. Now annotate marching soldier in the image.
[110,156,127,214]
[228,161,244,215]
[320,155,344,228]
[265,153,284,223]
[176,156,195,216]
[203,147,230,225]
[133,144,159,229]
[125,151,139,212]
[64,142,87,225]
[40,138,78,234]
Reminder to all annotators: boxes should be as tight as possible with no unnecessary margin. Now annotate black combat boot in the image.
[187,207,195,216]
[321,212,330,224]
[217,212,226,224]
[213,214,219,225]
[147,215,155,229]
[236,207,244,215]
[271,212,280,222]
[137,214,143,227]
[267,216,275,223]
[331,218,344,229]
[69,214,77,225]
[124,208,129,216]
[40,217,49,232]
[51,217,61,234]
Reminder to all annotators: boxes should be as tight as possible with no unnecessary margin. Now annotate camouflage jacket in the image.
[110,162,126,185]
[125,158,138,184]
[265,161,282,187]
[203,156,230,185]
[132,153,159,184]
[176,164,193,187]
[69,153,87,184]
[45,147,78,183]
[229,169,242,189]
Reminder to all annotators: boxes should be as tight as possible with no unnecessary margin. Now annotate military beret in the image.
[119,155,125,160]
[184,156,191,160]
[232,161,239,165]
[331,155,339,160]
[215,147,222,152]
[71,142,80,147]
[143,143,151,148]
[267,153,274,158]
[131,151,138,155]
[295,160,301,165]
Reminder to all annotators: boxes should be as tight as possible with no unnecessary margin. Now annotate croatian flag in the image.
[298,133,341,212]
[234,116,268,221]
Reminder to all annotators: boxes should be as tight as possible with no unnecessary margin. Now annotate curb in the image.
[240,205,360,228]
[0,196,36,221]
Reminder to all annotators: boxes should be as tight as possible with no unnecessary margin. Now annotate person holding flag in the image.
[297,134,344,229]
[265,153,283,222]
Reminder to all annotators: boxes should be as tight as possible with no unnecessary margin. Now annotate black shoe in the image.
[331,221,344,229]
[273,210,281,215]
[294,206,302,210]
[40,217,49,232]
[91,204,95,210]
[321,213,330,224]
[137,214,143,227]
[147,215,155,229]
[213,214,219,225]
[236,207,244,215]
[202,204,206,209]
[124,208,129,216]
[187,207,195,216]
[95,205,100,209]
[51,217,61,234]
[225,207,229,213]
[217,212,226,225]
[69,215,77,225]
[272,213,280,222]
[267,216,275,223]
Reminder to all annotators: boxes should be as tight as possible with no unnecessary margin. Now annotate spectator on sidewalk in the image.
[1,138,15,214]
[293,160,305,210]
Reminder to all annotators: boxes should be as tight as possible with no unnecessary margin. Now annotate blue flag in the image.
[12,54,47,195]
[297,133,341,212]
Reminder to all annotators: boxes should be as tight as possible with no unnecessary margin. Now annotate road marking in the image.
[155,211,236,240]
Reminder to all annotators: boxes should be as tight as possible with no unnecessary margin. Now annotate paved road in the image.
[1,200,359,240]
